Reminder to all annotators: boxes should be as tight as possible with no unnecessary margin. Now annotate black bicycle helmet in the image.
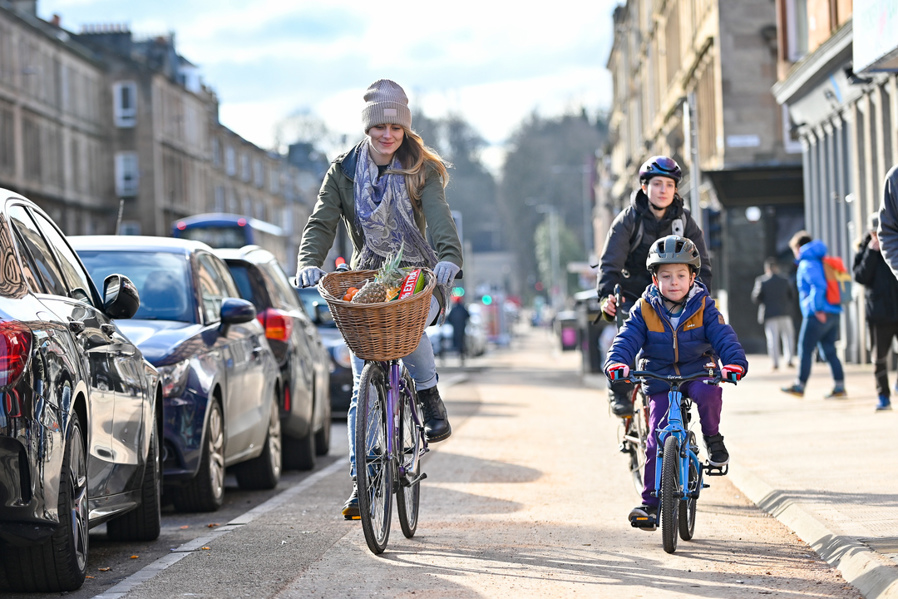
[646,235,701,273]
[639,155,682,184]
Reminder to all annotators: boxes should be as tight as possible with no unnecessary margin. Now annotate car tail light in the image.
[0,321,31,389]
[257,308,293,342]
[283,386,291,413]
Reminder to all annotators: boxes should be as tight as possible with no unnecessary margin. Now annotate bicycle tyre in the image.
[627,387,650,496]
[679,448,699,541]
[660,435,680,554]
[356,363,393,554]
[397,369,422,538]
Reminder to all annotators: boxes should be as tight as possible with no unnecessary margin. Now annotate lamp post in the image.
[536,204,563,311]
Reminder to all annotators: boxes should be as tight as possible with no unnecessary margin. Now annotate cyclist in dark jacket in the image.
[853,213,898,411]
[596,156,712,416]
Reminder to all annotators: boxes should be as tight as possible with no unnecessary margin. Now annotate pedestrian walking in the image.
[878,164,898,280]
[604,235,747,529]
[751,257,796,370]
[294,79,463,519]
[781,230,846,399]
[853,213,898,411]
[596,156,712,417]
[447,295,470,364]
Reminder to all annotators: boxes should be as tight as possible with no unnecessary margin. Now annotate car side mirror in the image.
[219,298,256,334]
[103,274,140,319]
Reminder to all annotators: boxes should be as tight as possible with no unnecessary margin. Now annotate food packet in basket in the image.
[395,269,426,300]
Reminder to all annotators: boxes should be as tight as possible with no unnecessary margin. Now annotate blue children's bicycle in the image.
[626,368,735,553]
[317,267,436,554]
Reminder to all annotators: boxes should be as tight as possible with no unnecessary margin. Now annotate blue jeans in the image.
[797,312,844,385]
[347,297,440,478]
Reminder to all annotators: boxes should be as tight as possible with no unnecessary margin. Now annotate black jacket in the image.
[751,272,794,324]
[597,189,712,305]
[853,233,898,324]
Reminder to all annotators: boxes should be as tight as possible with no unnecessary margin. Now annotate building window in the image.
[113,81,137,127]
[212,137,222,168]
[119,221,141,235]
[225,146,236,176]
[241,154,251,181]
[214,185,225,212]
[115,151,139,197]
[785,0,809,62]
[254,159,264,187]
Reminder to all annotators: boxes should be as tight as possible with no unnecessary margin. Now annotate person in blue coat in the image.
[604,235,748,530]
[780,231,846,398]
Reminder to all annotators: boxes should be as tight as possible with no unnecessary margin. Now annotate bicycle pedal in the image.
[630,515,657,530]
[618,441,630,454]
[704,463,728,476]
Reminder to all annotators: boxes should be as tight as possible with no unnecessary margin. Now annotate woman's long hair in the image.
[386,127,451,202]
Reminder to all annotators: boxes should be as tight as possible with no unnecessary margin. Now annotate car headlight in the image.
[329,343,352,370]
[158,359,190,398]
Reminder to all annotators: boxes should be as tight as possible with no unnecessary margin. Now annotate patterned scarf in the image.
[353,140,439,272]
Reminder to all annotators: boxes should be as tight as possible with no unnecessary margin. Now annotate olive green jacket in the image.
[296,141,463,273]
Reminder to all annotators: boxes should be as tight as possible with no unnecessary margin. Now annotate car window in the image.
[196,252,228,323]
[227,263,265,312]
[30,210,96,305]
[211,255,241,298]
[0,212,41,297]
[6,205,68,297]
[78,250,195,322]
[261,261,300,310]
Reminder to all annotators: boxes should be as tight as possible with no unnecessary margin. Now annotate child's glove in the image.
[606,362,630,381]
[721,364,744,382]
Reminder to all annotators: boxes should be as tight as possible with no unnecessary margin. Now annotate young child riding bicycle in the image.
[603,235,748,530]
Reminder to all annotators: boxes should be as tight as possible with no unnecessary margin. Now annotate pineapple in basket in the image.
[352,247,407,304]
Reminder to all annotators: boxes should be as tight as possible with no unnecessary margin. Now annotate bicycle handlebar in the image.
[626,369,735,387]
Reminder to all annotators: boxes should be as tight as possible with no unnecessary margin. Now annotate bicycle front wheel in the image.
[397,369,422,539]
[356,363,393,554]
[679,448,699,541]
[660,435,680,554]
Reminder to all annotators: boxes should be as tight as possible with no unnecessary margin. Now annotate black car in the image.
[0,193,161,592]
[216,246,332,469]
[71,236,282,512]
[296,286,353,415]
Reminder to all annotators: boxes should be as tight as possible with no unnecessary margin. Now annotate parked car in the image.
[71,236,281,513]
[0,194,161,592]
[295,286,353,415]
[215,246,331,469]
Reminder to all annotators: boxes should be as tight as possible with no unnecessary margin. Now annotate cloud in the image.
[41,0,616,152]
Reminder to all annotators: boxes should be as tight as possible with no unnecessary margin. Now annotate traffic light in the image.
[481,294,493,305]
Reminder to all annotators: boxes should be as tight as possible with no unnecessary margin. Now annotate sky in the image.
[41,0,618,169]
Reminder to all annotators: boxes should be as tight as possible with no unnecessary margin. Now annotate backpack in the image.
[822,255,852,306]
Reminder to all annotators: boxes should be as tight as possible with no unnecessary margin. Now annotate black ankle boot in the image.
[418,386,451,442]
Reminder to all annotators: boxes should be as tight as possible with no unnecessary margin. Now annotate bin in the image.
[574,289,608,374]
[555,310,579,351]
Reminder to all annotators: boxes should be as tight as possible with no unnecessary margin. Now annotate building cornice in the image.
[772,20,852,105]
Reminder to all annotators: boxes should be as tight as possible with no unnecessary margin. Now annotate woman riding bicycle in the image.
[294,79,463,519]
[604,235,747,529]
[596,156,712,417]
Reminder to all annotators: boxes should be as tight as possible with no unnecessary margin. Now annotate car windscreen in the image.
[297,287,335,327]
[77,250,195,322]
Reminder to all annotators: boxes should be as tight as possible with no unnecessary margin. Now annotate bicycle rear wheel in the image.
[397,369,422,538]
[660,435,680,554]
[356,363,393,554]
[679,447,699,541]
[627,388,649,496]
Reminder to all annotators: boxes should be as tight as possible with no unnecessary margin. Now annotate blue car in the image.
[71,236,281,512]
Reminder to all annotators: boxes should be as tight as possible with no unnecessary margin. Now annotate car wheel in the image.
[172,400,225,512]
[0,411,88,592]
[235,396,282,490]
[315,381,331,456]
[107,412,162,541]
[283,426,315,471]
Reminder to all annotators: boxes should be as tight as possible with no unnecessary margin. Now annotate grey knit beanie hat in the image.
[361,79,412,131]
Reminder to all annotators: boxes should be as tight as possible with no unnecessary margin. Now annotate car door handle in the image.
[101,323,116,336]
[68,320,85,334]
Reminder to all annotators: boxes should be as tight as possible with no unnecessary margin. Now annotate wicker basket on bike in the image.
[317,268,436,361]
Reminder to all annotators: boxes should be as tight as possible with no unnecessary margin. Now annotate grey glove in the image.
[297,266,326,288]
[433,261,460,286]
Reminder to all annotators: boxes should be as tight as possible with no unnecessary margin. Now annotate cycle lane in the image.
[107,327,861,598]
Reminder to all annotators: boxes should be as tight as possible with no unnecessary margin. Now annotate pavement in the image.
[584,349,898,599]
